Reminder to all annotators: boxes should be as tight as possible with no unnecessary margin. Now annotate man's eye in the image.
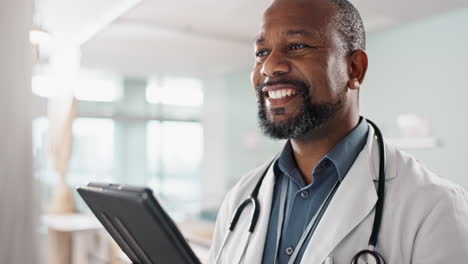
[289,43,308,50]
[255,49,270,57]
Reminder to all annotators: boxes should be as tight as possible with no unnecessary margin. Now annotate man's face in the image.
[252,0,350,140]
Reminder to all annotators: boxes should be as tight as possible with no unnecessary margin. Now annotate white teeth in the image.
[268,91,273,99]
[268,89,297,99]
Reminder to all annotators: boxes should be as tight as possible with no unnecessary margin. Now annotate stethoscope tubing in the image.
[215,119,386,264]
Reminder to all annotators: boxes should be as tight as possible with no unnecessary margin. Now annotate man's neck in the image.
[290,114,359,184]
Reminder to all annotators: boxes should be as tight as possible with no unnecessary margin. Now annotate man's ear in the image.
[347,49,368,90]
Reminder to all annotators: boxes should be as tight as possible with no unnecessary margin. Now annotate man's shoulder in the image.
[390,143,466,203]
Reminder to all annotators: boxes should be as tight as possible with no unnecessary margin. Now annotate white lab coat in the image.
[207,125,468,263]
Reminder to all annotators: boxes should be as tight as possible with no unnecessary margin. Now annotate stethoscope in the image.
[214,119,386,264]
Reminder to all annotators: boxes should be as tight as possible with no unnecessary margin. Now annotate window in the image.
[34,73,205,220]
[146,77,203,106]
[146,121,203,220]
[33,117,116,212]
[74,79,123,102]
[68,118,115,185]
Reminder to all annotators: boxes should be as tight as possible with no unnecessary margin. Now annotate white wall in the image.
[362,6,468,188]
[0,0,38,263]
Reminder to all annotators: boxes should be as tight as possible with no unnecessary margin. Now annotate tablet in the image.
[77,182,202,264]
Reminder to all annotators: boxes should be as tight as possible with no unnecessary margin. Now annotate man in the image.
[208,0,468,263]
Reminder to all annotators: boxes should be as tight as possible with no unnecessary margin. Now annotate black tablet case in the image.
[77,183,202,264]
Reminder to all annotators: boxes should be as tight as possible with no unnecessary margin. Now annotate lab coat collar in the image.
[367,124,397,181]
[238,124,396,263]
[300,123,394,263]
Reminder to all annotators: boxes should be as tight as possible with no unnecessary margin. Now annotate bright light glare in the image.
[32,75,63,98]
[32,74,122,102]
[146,77,203,106]
[29,29,51,45]
[74,79,123,102]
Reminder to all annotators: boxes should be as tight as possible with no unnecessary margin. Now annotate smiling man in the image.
[208,0,468,263]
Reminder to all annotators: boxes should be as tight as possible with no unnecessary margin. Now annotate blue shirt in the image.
[261,118,369,264]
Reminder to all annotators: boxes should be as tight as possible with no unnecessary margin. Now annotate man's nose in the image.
[260,50,291,77]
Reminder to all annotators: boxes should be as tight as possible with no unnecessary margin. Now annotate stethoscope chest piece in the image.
[351,249,385,264]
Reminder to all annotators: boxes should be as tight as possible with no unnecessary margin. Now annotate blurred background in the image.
[2,0,468,263]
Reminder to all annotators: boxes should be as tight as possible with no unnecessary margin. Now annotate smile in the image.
[268,89,298,99]
[263,88,301,108]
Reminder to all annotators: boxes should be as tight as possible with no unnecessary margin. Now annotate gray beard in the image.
[256,83,342,140]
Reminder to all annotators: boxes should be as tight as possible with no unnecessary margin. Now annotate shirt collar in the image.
[277,140,296,175]
[276,117,369,183]
[325,117,369,181]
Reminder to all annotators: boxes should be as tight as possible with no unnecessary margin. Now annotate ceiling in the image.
[37,0,468,77]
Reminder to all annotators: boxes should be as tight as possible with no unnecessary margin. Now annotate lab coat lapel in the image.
[242,162,276,263]
[301,127,379,263]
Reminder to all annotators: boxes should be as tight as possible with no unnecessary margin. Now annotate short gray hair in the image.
[330,0,366,54]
